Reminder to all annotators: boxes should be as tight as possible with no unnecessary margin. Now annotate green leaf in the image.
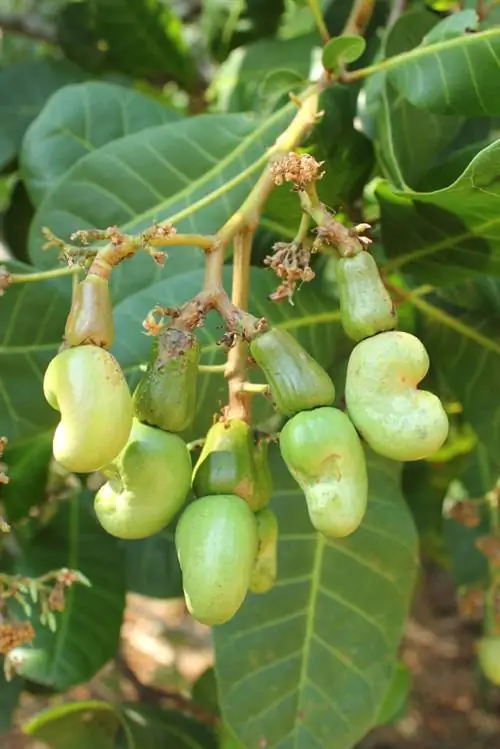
[21,81,182,206]
[322,35,366,70]
[376,661,411,726]
[117,703,218,748]
[2,179,35,263]
[28,107,295,301]
[0,431,53,522]
[0,59,85,170]
[310,85,374,206]
[24,700,120,749]
[8,492,125,690]
[112,267,347,443]
[0,261,69,444]
[377,140,500,284]
[56,0,195,86]
[0,672,22,733]
[257,69,305,114]
[209,33,318,112]
[214,447,418,749]
[124,522,183,599]
[384,21,500,116]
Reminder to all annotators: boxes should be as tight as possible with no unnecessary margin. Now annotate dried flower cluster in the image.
[270,153,325,191]
[0,267,12,297]
[265,241,315,303]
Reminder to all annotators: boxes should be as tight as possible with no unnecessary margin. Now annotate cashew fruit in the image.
[133,328,199,433]
[249,507,278,594]
[94,419,192,540]
[43,345,133,473]
[175,494,258,626]
[337,251,396,341]
[249,328,335,416]
[477,636,500,685]
[253,437,274,509]
[64,274,114,348]
[279,406,367,537]
[192,420,269,511]
[345,331,449,461]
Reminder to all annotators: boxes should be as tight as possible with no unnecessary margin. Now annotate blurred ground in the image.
[4,566,500,748]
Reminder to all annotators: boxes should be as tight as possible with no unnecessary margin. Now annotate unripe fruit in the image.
[337,251,396,341]
[175,494,258,626]
[279,406,367,538]
[133,328,199,433]
[192,420,268,511]
[477,636,500,685]
[43,345,133,473]
[345,331,449,461]
[64,275,114,348]
[94,419,191,540]
[250,328,335,416]
[253,438,274,509]
[250,508,278,594]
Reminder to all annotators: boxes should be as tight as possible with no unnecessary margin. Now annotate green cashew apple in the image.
[175,494,258,626]
[477,636,500,685]
[94,419,192,540]
[250,507,278,594]
[43,345,133,473]
[250,328,335,416]
[133,327,199,433]
[345,331,449,461]
[64,274,114,348]
[279,406,367,537]
[192,419,268,511]
[337,250,396,341]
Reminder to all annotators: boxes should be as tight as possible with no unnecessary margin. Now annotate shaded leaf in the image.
[0,431,53,522]
[24,700,119,749]
[378,140,500,284]
[124,522,183,599]
[0,59,85,170]
[1,178,35,263]
[376,661,411,726]
[28,108,295,301]
[117,703,217,749]
[21,81,182,206]
[0,261,69,443]
[56,0,195,86]
[214,447,418,749]
[8,492,125,690]
[0,672,22,733]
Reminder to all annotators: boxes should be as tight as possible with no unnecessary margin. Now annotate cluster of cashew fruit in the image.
[42,247,449,628]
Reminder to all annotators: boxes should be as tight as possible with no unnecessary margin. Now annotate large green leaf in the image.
[112,267,347,443]
[117,704,218,749]
[214,447,418,749]
[56,0,194,86]
[0,261,69,444]
[0,59,85,170]
[124,519,183,599]
[28,107,294,301]
[0,431,53,522]
[202,0,285,61]
[381,14,500,116]
[21,81,182,206]
[378,139,500,284]
[8,492,125,690]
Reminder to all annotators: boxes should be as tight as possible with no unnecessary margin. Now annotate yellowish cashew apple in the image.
[43,345,133,473]
[345,331,449,461]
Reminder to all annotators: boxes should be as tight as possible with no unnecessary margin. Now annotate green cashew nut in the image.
[249,507,278,594]
[43,345,133,473]
[94,419,192,540]
[192,419,268,511]
[133,328,199,433]
[252,437,274,509]
[477,636,500,685]
[175,494,258,626]
[337,251,396,341]
[64,275,114,348]
[345,331,449,461]
[279,406,367,538]
[250,328,335,416]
